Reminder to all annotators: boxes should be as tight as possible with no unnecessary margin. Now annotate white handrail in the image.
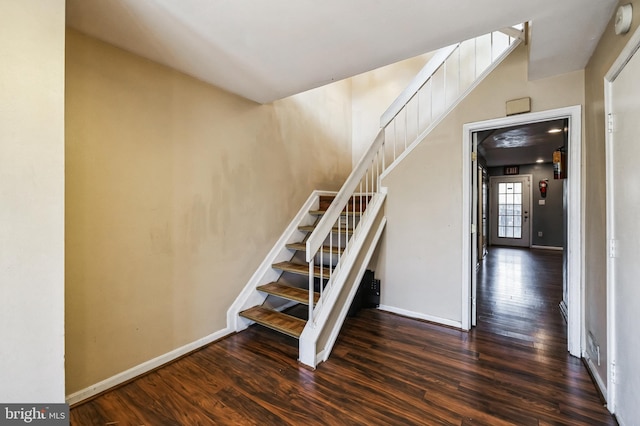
[305,129,384,262]
[380,44,458,128]
[382,29,523,169]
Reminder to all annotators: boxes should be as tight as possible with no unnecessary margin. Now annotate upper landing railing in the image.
[304,26,524,330]
[381,26,524,165]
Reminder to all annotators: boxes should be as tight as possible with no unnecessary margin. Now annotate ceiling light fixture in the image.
[536,159,544,163]
[547,128,562,134]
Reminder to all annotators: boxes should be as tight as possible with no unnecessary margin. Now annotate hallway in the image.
[70,248,615,425]
[476,247,567,348]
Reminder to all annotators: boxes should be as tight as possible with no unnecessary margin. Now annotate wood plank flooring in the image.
[71,247,615,425]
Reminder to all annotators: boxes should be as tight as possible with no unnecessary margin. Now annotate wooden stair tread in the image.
[273,261,331,278]
[319,195,371,211]
[239,306,305,339]
[257,282,320,304]
[298,225,354,235]
[309,210,363,217]
[286,242,343,255]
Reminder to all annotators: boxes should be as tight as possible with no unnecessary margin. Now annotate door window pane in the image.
[497,180,523,239]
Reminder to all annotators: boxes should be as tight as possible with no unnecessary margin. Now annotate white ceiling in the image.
[66,0,618,104]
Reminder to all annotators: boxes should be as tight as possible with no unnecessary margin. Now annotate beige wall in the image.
[583,0,640,387]
[376,44,584,323]
[65,30,352,394]
[0,0,66,402]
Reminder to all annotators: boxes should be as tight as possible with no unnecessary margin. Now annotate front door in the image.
[489,175,531,247]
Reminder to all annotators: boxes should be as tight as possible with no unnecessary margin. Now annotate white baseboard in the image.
[584,356,607,403]
[66,326,233,406]
[377,305,462,329]
[531,245,564,251]
[617,413,628,426]
[559,300,568,323]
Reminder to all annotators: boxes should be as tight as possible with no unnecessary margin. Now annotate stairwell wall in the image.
[374,45,584,325]
[65,29,352,395]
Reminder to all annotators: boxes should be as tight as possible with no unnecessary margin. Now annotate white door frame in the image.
[461,106,583,359]
[604,25,640,414]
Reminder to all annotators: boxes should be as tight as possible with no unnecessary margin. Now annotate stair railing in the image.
[305,129,385,325]
[304,27,523,328]
[381,28,523,167]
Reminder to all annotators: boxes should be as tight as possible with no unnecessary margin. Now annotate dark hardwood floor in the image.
[71,247,615,425]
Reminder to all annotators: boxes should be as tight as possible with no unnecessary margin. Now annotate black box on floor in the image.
[348,270,380,317]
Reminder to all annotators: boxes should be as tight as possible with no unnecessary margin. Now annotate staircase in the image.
[239,195,367,339]
[229,26,524,368]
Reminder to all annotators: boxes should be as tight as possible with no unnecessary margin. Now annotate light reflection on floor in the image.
[476,246,564,348]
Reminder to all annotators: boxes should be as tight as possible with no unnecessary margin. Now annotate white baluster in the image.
[308,257,314,324]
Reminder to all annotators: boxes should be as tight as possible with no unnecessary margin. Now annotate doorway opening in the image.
[462,106,582,357]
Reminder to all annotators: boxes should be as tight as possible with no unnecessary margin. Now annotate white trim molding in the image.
[585,356,608,403]
[377,305,462,329]
[66,326,233,406]
[531,245,564,251]
[462,106,583,358]
[559,300,568,323]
